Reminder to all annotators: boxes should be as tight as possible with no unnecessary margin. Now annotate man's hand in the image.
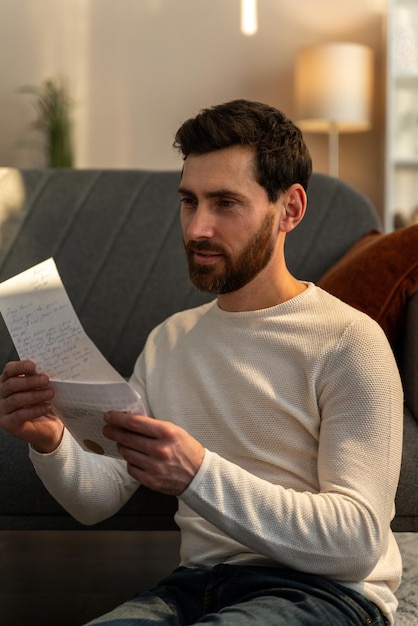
[0,360,64,453]
[103,411,205,496]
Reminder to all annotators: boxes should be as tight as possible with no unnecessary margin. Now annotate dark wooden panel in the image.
[0,530,180,626]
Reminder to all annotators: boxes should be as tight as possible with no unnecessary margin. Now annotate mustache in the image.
[185,240,225,255]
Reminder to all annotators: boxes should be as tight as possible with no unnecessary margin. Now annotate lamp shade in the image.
[295,43,374,133]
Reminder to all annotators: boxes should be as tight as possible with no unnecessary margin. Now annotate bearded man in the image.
[0,100,402,626]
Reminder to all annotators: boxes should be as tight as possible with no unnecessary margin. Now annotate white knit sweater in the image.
[30,284,404,624]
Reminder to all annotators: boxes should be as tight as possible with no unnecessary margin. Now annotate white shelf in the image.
[393,157,418,166]
[394,74,418,85]
[385,0,418,229]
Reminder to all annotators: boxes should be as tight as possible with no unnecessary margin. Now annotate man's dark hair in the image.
[173,99,312,202]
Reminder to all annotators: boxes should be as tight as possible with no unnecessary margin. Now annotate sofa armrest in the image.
[399,290,418,422]
[394,300,418,530]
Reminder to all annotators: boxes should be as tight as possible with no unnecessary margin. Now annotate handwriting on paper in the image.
[0,258,146,458]
[0,258,120,381]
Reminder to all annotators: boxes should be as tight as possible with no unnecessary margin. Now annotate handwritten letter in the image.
[0,258,145,458]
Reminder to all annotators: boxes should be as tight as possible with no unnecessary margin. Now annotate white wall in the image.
[0,0,386,212]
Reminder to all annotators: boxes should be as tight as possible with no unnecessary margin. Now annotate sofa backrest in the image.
[0,168,381,378]
[285,172,381,281]
[0,168,383,530]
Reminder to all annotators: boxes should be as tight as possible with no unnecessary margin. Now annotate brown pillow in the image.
[318,225,418,347]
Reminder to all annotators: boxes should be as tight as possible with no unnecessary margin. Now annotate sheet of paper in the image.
[0,258,146,458]
[0,257,121,382]
[51,380,146,458]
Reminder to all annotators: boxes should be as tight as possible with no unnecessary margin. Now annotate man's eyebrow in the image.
[178,186,246,200]
[178,186,195,196]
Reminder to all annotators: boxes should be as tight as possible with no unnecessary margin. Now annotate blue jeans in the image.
[84,564,389,625]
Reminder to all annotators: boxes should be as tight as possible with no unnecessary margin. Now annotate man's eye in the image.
[218,199,235,209]
[180,197,195,207]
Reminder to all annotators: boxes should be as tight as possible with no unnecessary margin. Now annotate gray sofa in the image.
[0,169,416,623]
[0,167,416,532]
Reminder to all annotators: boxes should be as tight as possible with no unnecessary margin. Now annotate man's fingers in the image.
[1,373,51,403]
[6,386,54,410]
[1,360,36,381]
[104,411,159,437]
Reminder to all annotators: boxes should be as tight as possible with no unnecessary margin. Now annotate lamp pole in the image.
[328,122,339,178]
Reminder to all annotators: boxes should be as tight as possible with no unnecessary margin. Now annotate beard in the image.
[184,210,276,294]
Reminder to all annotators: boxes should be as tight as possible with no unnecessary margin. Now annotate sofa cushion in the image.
[318,225,418,347]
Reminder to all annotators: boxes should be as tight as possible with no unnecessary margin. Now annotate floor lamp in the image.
[294,43,374,178]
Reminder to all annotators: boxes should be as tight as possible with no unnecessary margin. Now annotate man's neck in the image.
[217,270,307,313]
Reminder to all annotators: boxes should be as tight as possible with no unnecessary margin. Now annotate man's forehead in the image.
[180,146,256,184]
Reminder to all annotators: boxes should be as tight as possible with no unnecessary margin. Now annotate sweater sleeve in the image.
[29,428,139,525]
[180,319,404,581]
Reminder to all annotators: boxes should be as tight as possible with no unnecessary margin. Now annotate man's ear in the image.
[278,184,307,233]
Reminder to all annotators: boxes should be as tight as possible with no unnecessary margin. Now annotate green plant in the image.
[20,77,74,168]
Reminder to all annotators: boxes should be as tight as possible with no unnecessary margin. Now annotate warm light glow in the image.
[295,43,374,133]
[241,0,258,36]
[295,43,374,177]
[0,168,26,254]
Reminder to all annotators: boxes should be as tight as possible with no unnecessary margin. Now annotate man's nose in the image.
[184,205,215,240]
